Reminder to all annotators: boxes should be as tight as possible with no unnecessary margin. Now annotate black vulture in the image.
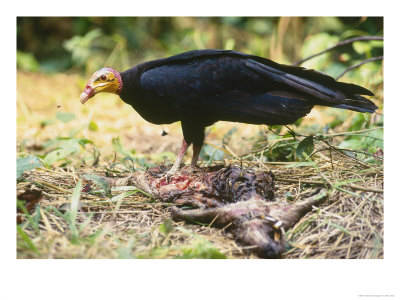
[80,49,377,173]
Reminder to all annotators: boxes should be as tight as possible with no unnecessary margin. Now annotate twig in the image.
[336,147,383,161]
[244,127,383,163]
[275,177,383,193]
[34,179,69,193]
[346,235,354,259]
[316,138,378,168]
[87,209,169,214]
[39,207,56,234]
[321,127,383,138]
[305,155,334,187]
[336,56,384,79]
[293,36,383,66]
[257,127,383,146]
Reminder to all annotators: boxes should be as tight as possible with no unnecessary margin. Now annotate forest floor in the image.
[17,71,383,259]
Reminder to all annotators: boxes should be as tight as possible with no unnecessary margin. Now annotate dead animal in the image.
[98,165,328,258]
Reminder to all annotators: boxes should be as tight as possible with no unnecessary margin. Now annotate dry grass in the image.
[17,71,383,259]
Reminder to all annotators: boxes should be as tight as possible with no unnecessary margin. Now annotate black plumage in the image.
[81,49,377,173]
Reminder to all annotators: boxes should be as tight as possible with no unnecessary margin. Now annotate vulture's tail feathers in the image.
[328,94,377,113]
[330,82,377,113]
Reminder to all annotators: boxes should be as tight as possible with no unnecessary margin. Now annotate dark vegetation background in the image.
[17,17,383,75]
[16,17,384,259]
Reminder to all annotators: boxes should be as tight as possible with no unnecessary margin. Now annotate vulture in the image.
[80,49,377,173]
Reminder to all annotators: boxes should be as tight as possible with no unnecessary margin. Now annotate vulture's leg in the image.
[191,142,203,166]
[167,122,205,175]
[167,139,191,175]
[181,121,205,168]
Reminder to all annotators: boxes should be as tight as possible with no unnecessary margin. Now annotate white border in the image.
[3,1,399,299]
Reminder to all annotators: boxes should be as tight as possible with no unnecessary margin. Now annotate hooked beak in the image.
[80,85,94,104]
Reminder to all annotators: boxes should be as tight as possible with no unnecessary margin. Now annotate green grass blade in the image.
[17,225,39,255]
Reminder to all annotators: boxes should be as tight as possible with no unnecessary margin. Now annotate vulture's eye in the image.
[100,75,107,81]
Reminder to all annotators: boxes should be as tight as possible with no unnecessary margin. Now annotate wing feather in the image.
[137,50,376,126]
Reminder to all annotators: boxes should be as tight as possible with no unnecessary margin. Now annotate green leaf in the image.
[349,114,370,131]
[63,29,103,67]
[43,139,81,165]
[64,180,82,240]
[296,136,314,159]
[88,121,98,131]
[17,155,43,178]
[17,225,39,254]
[17,51,40,72]
[44,148,70,165]
[284,162,315,168]
[112,137,134,158]
[340,29,370,40]
[301,33,339,69]
[159,219,175,236]
[70,180,82,215]
[353,41,372,55]
[40,119,56,127]
[175,227,226,259]
[83,174,112,198]
[294,118,303,127]
[222,126,237,145]
[367,129,383,150]
[200,144,226,162]
[56,112,75,123]
[285,192,294,201]
[352,40,383,55]
[110,190,136,202]
[224,38,235,50]
[77,138,93,147]
[370,40,384,48]
[42,138,61,149]
[328,222,351,235]
[338,138,364,150]
[111,190,136,211]
[112,186,138,192]
[179,238,226,259]
[42,138,91,165]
